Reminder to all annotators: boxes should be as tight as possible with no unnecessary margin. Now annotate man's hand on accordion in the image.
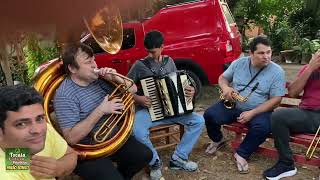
[134,95,152,108]
[184,86,195,98]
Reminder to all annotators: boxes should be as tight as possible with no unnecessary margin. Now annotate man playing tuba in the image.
[203,36,286,173]
[263,49,320,180]
[53,43,152,180]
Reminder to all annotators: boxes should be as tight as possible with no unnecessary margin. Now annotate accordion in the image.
[140,71,194,121]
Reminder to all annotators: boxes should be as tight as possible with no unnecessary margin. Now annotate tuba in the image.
[33,4,136,159]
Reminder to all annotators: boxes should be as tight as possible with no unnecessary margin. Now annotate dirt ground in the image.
[134,63,320,180]
[63,63,319,180]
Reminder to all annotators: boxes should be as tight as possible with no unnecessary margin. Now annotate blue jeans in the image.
[204,101,271,159]
[133,109,205,165]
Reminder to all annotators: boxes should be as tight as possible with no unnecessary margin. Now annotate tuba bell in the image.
[83,4,123,54]
[33,4,135,159]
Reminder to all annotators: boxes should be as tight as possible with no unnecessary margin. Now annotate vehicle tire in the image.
[185,70,202,100]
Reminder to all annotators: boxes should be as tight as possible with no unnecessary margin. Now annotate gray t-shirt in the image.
[128,56,177,82]
[127,55,177,110]
[223,56,286,111]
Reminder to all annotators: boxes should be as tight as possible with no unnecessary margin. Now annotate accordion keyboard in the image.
[140,77,164,121]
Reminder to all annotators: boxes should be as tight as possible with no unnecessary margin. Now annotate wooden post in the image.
[0,39,13,86]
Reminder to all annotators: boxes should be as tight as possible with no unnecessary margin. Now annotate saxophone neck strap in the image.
[238,60,265,93]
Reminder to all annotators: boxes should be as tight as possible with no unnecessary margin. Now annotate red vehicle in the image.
[83,0,241,96]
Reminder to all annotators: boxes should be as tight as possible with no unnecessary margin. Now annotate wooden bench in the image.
[223,84,320,166]
[150,124,184,150]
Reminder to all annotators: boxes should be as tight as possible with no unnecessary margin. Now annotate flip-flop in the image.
[205,140,226,155]
[234,158,249,174]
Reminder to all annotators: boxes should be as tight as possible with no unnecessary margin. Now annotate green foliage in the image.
[288,5,320,40]
[268,19,300,52]
[300,38,320,54]
[9,56,28,84]
[233,0,305,52]
[24,35,59,81]
[0,65,5,86]
[289,38,320,63]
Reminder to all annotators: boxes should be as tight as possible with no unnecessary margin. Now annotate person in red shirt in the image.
[263,49,320,180]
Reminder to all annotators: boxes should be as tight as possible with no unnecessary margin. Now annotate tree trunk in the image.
[0,40,13,86]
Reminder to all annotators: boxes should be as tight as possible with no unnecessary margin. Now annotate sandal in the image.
[205,140,226,155]
[234,154,249,174]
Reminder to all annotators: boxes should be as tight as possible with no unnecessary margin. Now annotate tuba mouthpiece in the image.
[94,68,100,74]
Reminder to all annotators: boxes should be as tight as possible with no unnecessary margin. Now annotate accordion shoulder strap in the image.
[140,58,154,74]
[140,56,169,75]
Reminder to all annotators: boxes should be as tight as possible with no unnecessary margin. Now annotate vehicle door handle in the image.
[112,59,122,63]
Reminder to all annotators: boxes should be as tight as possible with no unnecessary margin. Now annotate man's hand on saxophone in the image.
[221,86,237,101]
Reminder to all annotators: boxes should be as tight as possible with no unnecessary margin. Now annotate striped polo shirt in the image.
[53,77,114,144]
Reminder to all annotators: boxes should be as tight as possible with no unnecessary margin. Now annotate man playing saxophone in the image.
[263,49,320,180]
[53,43,152,180]
[203,36,286,173]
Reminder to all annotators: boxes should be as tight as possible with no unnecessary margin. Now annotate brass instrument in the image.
[32,4,136,159]
[83,4,123,54]
[219,89,247,109]
[33,59,135,159]
[93,68,134,92]
[306,125,320,159]
[219,83,259,109]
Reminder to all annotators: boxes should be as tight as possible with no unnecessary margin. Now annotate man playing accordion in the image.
[127,30,205,180]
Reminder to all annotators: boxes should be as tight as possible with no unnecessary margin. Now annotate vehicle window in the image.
[85,37,104,54]
[121,28,135,50]
[221,4,235,25]
[166,0,202,6]
[85,28,135,54]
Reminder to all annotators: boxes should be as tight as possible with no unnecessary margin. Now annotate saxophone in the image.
[219,82,259,109]
[219,90,247,109]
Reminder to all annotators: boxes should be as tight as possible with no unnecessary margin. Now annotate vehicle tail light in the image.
[220,40,233,57]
